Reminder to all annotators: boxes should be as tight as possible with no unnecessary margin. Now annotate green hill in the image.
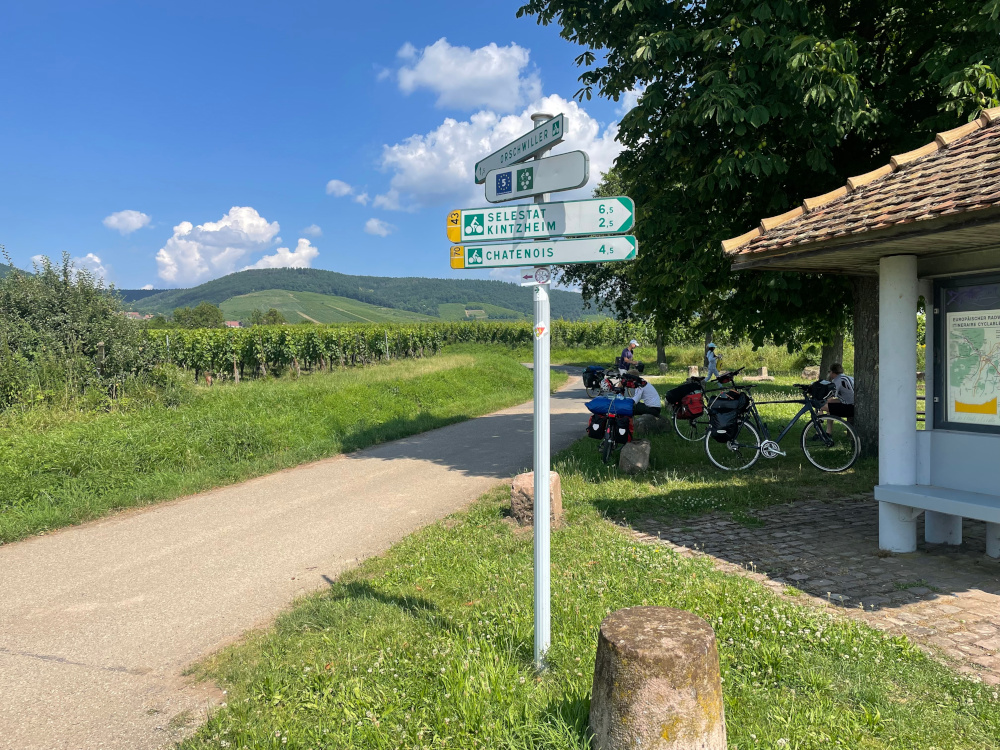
[121,267,589,320]
[220,290,435,324]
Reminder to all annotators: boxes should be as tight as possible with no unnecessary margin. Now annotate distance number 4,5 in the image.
[597,202,615,229]
[598,244,615,255]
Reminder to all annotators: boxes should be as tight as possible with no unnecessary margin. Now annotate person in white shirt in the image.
[705,342,721,381]
[629,373,662,417]
[822,362,855,420]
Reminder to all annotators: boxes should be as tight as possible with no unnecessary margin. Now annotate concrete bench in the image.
[874,484,1000,557]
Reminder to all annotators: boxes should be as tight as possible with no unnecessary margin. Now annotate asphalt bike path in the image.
[0,371,588,750]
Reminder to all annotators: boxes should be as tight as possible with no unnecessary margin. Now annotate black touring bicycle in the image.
[703,379,861,473]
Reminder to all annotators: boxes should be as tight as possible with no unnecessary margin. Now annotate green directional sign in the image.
[446,196,634,243]
[474,114,566,184]
[451,235,637,269]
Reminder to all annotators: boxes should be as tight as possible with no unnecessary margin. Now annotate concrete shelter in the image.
[724,107,1000,557]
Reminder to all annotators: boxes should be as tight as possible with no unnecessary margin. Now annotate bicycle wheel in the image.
[801,415,860,472]
[600,436,616,465]
[585,385,601,398]
[673,411,710,442]
[704,420,761,471]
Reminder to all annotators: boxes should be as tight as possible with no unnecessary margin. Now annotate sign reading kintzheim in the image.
[473,114,565,184]
[450,235,637,269]
[485,150,589,203]
[446,197,634,243]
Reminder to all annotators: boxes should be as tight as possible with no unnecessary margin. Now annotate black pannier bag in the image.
[587,414,608,439]
[613,415,633,444]
[583,365,605,389]
[665,380,702,405]
[807,379,836,408]
[708,391,750,443]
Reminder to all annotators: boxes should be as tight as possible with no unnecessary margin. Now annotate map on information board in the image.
[946,309,1000,427]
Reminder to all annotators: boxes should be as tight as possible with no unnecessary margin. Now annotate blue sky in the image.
[0,1,632,290]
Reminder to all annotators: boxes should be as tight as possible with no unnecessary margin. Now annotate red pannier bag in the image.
[679,392,704,418]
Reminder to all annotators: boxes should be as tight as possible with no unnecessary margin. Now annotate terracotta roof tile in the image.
[724,108,1000,256]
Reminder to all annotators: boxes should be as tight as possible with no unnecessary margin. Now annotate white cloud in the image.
[374,94,622,211]
[243,238,319,270]
[396,38,541,112]
[617,85,646,116]
[30,253,110,281]
[103,209,151,235]
[354,192,369,206]
[364,218,395,237]
[326,179,355,197]
[155,206,280,284]
[302,224,322,237]
[141,283,154,290]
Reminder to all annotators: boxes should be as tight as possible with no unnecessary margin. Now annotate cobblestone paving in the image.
[631,496,1000,684]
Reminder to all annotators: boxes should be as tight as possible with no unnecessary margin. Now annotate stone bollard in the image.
[618,439,651,474]
[687,365,700,377]
[760,366,768,378]
[510,471,563,527]
[658,362,669,375]
[590,607,726,750]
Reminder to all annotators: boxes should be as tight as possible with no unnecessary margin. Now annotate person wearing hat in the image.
[705,342,722,382]
[628,370,662,416]
[619,339,639,374]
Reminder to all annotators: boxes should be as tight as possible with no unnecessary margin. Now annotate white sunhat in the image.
[629,339,638,346]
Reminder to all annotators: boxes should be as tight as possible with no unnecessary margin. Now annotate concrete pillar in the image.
[878,255,919,552]
[987,523,1000,559]
[924,511,962,545]
[590,607,726,750]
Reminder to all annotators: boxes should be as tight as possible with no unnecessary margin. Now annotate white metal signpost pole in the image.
[530,112,552,669]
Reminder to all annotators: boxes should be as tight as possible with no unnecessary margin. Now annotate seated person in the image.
[629,372,662,417]
[821,362,854,421]
[619,339,638,373]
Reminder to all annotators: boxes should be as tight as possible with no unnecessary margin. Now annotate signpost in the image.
[485,150,589,203]
[446,197,635,243]
[473,114,565,184]
[450,235,638,269]
[451,111,636,669]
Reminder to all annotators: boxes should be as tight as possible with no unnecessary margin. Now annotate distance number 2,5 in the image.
[597,202,615,229]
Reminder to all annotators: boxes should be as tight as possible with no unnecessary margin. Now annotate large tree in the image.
[519,0,1000,452]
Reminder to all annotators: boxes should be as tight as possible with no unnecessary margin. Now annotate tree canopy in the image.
[174,302,225,329]
[518,0,1000,344]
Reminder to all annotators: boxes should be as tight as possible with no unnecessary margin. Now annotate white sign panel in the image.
[473,114,566,184]
[451,235,637,269]
[446,197,634,243]
[946,309,1000,427]
[485,150,589,203]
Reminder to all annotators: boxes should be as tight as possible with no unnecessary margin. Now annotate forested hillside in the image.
[119,268,590,319]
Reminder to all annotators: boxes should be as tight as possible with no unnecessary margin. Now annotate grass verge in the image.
[179,453,999,750]
[0,346,565,544]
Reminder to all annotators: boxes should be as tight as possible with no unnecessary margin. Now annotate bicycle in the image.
[586,398,634,464]
[670,368,743,442]
[584,362,644,399]
[703,382,861,472]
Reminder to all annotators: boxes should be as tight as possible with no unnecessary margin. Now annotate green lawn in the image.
[0,347,564,544]
[219,289,435,324]
[179,452,1000,750]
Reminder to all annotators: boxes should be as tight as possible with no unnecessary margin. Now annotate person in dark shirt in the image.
[619,339,638,373]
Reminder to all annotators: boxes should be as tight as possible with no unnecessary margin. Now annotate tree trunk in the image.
[819,332,845,379]
[851,276,879,459]
[656,331,666,365]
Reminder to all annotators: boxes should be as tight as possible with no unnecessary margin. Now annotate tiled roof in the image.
[723,107,1000,256]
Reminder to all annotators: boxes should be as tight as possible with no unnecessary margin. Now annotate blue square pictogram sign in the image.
[496,172,512,195]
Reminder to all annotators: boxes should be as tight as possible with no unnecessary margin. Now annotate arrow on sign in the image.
[446,197,634,243]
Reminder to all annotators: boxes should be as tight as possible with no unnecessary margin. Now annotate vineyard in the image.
[146,320,654,380]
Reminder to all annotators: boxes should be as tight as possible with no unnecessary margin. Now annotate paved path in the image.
[0,372,589,750]
[632,495,1000,685]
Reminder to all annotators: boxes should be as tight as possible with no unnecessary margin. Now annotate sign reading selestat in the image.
[446,197,634,243]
